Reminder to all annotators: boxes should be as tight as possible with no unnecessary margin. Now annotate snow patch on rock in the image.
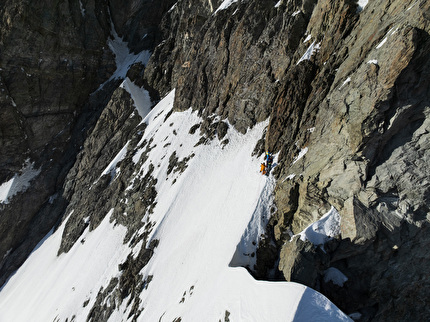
[324,267,348,287]
[297,41,321,65]
[298,206,341,246]
[0,159,40,204]
[120,78,152,119]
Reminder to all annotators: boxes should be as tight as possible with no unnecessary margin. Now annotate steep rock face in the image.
[143,0,430,320]
[108,0,176,52]
[145,0,318,133]
[0,0,115,286]
[267,0,430,320]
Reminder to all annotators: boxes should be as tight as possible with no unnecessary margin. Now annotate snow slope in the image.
[0,159,40,205]
[0,90,350,321]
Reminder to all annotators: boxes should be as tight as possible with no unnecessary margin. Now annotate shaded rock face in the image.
[144,0,318,133]
[0,0,114,287]
[0,0,174,287]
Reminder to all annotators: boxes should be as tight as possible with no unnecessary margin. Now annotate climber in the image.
[260,163,266,175]
[265,151,273,174]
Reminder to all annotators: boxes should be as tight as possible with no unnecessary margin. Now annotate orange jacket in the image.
[260,163,266,172]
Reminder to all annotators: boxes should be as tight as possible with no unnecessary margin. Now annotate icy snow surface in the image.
[339,77,351,90]
[0,91,350,321]
[120,77,152,119]
[0,160,40,204]
[0,210,128,321]
[303,34,312,43]
[376,27,399,49]
[293,147,308,164]
[97,24,150,91]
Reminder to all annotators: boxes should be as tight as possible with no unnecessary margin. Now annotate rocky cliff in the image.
[0,0,429,321]
[0,0,174,287]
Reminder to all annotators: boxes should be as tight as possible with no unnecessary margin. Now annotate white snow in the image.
[376,27,399,49]
[0,91,350,321]
[292,10,301,16]
[298,206,341,246]
[376,37,388,49]
[297,41,321,65]
[120,77,152,119]
[230,176,276,270]
[0,159,40,204]
[108,31,151,80]
[407,1,418,11]
[294,288,351,321]
[339,77,351,90]
[0,210,129,321]
[367,59,378,65]
[349,312,363,320]
[214,0,238,14]
[303,34,312,43]
[168,2,178,12]
[96,23,151,91]
[98,141,130,181]
[275,0,282,8]
[357,0,368,12]
[282,173,296,183]
[292,146,308,164]
[324,267,348,287]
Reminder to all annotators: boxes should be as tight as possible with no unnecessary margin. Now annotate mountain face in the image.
[0,0,429,321]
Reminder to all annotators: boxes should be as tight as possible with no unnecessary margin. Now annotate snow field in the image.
[0,89,351,322]
[115,91,350,321]
[0,210,129,321]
